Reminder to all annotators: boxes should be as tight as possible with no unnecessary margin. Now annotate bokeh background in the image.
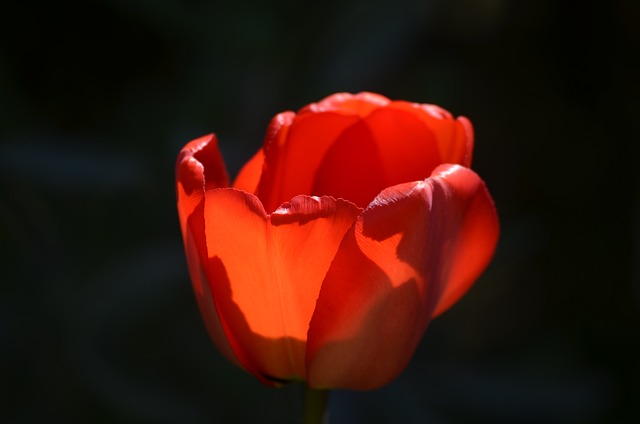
[1,0,639,423]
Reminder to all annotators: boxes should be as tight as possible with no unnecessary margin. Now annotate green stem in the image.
[302,386,330,424]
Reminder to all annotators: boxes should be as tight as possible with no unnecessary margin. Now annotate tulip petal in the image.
[366,107,443,178]
[312,106,446,208]
[203,190,361,384]
[429,165,499,316]
[300,92,390,116]
[176,134,229,232]
[233,148,264,194]
[175,135,239,367]
[312,119,389,208]
[306,164,499,389]
[388,101,474,167]
[183,207,241,368]
[256,111,361,212]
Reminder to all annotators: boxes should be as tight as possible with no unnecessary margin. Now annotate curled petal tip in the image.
[177,133,230,191]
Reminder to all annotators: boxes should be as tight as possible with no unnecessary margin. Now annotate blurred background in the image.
[1,0,639,422]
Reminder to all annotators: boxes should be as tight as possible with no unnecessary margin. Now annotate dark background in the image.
[1,0,639,423]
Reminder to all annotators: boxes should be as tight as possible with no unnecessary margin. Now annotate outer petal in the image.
[429,165,499,316]
[306,164,499,389]
[202,189,361,384]
[175,135,239,367]
[176,134,229,233]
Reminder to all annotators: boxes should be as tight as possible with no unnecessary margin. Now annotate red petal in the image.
[233,148,264,194]
[176,133,229,260]
[256,111,360,212]
[183,204,242,368]
[388,101,474,167]
[429,165,499,316]
[306,165,499,389]
[312,106,443,208]
[175,135,238,367]
[203,190,361,384]
[299,92,390,116]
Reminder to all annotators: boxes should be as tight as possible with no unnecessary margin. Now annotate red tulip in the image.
[176,92,499,390]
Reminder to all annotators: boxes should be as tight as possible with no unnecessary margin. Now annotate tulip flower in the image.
[176,93,499,398]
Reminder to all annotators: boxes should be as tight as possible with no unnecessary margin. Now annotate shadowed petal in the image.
[312,105,447,208]
[256,111,360,212]
[312,119,388,208]
[256,93,396,212]
[366,106,443,178]
[183,205,241,368]
[203,189,361,383]
[175,134,238,366]
[388,101,474,167]
[306,164,499,389]
[429,165,499,316]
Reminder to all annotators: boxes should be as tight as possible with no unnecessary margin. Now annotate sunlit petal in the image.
[202,189,361,383]
[233,148,264,194]
[175,135,238,366]
[306,165,499,389]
